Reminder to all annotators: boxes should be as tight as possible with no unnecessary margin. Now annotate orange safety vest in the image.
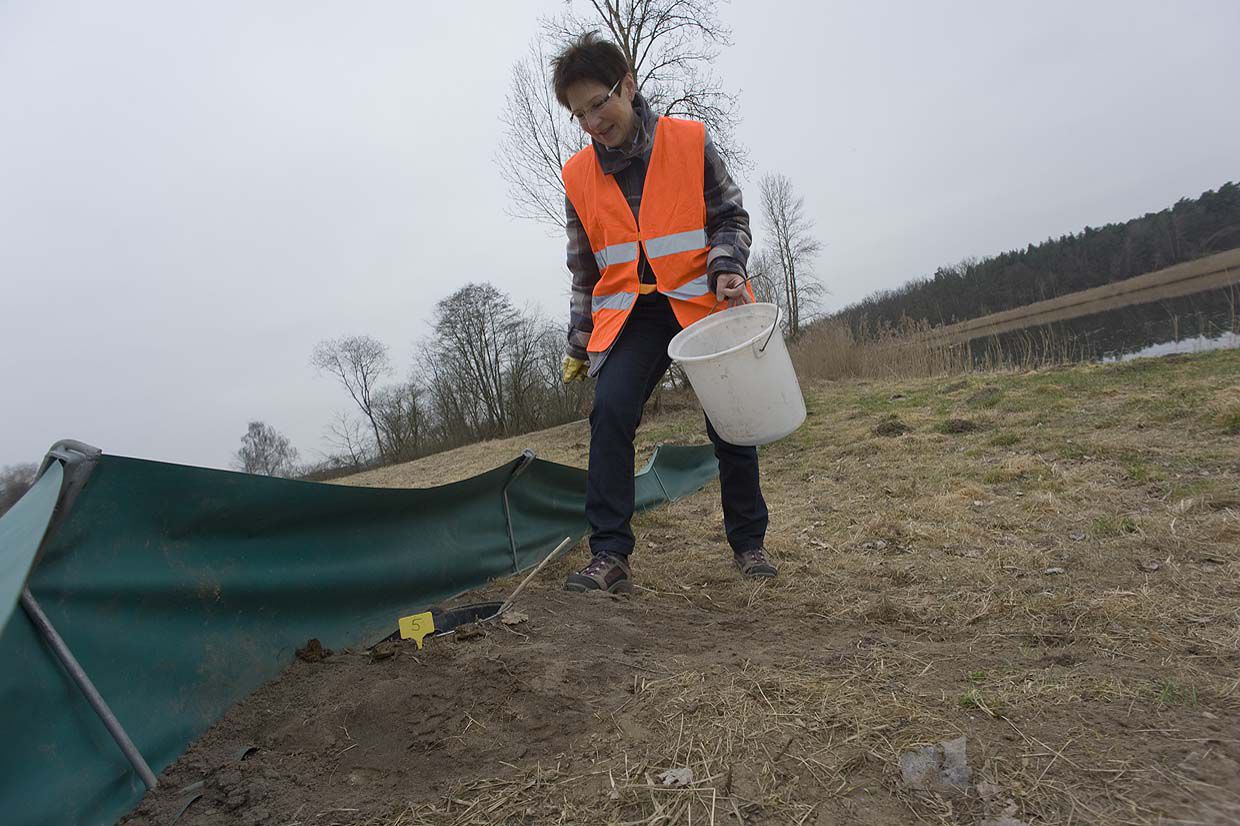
[562,116,753,353]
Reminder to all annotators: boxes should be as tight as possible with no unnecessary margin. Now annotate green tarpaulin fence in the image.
[0,440,719,826]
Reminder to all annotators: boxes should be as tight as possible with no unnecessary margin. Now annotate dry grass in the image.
[791,315,1114,384]
[317,349,1240,825]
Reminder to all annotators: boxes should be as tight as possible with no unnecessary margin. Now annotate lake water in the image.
[971,284,1239,367]
[1109,330,1240,362]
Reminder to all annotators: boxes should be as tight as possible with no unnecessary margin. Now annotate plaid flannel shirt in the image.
[564,93,751,370]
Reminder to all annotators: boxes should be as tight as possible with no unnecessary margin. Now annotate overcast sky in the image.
[3,1,1237,471]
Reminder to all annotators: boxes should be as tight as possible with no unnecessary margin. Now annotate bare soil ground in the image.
[123,351,1240,825]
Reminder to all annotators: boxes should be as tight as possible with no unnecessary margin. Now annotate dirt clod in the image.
[368,641,395,661]
[937,417,981,434]
[968,385,1003,406]
[294,638,330,662]
[455,622,486,641]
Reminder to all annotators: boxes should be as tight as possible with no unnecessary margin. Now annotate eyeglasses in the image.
[569,78,622,125]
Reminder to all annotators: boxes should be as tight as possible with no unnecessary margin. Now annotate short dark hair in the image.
[551,31,631,109]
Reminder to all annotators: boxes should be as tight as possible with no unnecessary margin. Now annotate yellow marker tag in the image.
[398,611,435,649]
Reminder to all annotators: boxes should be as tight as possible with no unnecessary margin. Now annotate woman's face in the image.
[565,74,636,148]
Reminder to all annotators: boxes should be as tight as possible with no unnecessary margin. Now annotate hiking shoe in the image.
[734,547,777,578]
[565,551,633,594]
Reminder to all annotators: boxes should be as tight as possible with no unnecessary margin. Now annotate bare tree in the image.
[311,336,392,458]
[500,0,745,230]
[505,310,554,432]
[535,320,593,420]
[234,421,299,477]
[428,284,522,436]
[374,379,426,462]
[421,354,480,446]
[324,412,373,470]
[759,172,824,338]
[747,247,784,309]
[499,41,589,229]
[418,284,588,445]
[0,462,38,517]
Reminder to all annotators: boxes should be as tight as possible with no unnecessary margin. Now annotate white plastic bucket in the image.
[667,302,806,446]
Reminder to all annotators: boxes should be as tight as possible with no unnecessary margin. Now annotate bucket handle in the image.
[706,271,764,316]
[753,303,781,358]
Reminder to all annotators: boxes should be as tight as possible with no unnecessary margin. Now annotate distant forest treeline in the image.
[835,182,1240,338]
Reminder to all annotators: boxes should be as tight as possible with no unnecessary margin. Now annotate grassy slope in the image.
[334,350,1240,823]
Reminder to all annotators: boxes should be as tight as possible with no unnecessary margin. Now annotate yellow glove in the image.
[562,355,588,384]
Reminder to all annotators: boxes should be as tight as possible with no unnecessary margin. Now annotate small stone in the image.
[1069,531,1086,542]
[1043,567,1067,576]
[500,610,529,626]
[980,802,1027,826]
[215,769,241,790]
[975,782,1004,800]
[899,736,971,793]
[938,736,971,787]
[242,807,271,826]
[658,768,694,787]
[1138,561,1161,573]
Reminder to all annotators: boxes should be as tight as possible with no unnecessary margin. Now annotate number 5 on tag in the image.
[398,611,435,649]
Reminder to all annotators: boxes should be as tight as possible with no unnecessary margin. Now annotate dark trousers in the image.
[586,293,769,557]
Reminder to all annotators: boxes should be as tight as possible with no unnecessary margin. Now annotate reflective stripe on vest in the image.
[594,230,704,270]
[592,291,637,313]
[593,241,639,270]
[644,228,707,260]
[661,273,711,302]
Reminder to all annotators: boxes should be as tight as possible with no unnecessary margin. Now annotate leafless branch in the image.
[499,0,746,230]
[759,172,825,337]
